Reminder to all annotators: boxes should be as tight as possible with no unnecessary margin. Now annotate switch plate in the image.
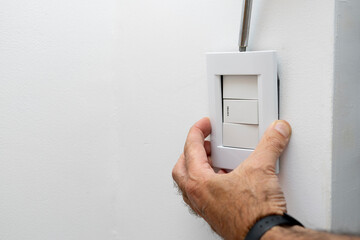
[207,51,278,170]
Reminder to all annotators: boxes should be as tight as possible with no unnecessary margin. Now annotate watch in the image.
[244,213,304,240]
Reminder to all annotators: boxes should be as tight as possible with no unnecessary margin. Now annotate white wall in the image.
[251,0,336,230]
[0,0,359,239]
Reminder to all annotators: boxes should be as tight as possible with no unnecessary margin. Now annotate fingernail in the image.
[274,121,290,137]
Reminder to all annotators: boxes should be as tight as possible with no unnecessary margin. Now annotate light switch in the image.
[207,51,278,170]
[223,75,258,99]
[223,100,258,124]
[223,123,259,149]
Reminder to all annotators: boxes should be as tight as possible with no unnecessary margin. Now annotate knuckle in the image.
[172,167,178,181]
[172,155,187,192]
[171,162,180,181]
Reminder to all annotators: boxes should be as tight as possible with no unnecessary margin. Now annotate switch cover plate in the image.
[207,51,278,170]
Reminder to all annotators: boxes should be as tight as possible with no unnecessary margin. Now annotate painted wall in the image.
[251,0,335,230]
[0,0,358,239]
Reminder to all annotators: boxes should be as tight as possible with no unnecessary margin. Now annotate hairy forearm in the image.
[262,226,360,240]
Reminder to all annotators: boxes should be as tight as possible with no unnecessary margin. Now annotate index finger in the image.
[184,118,214,176]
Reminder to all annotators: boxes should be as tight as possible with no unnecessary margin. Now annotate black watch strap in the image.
[244,213,304,240]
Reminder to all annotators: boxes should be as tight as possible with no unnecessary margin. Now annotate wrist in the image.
[245,214,304,240]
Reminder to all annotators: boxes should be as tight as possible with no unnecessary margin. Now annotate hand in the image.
[172,118,292,240]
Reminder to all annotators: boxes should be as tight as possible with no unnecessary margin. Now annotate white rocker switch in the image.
[223,123,259,149]
[223,75,258,99]
[223,100,258,125]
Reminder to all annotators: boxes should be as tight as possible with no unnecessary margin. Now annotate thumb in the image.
[244,120,292,170]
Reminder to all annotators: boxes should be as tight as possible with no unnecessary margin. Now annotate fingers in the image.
[173,118,214,194]
[184,118,214,175]
[185,117,211,149]
[173,154,201,216]
[245,120,292,170]
[172,118,218,220]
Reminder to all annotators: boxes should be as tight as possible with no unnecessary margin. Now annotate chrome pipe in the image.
[239,0,253,52]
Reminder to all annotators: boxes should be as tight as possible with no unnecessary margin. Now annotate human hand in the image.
[172,118,292,240]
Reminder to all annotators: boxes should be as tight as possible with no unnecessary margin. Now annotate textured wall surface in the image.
[0,0,358,239]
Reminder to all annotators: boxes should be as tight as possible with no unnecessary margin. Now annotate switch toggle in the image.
[223,75,258,99]
[223,99,258,124]
[223,123,259,149]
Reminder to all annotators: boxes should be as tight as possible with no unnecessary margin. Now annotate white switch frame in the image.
[207,51,278,170]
